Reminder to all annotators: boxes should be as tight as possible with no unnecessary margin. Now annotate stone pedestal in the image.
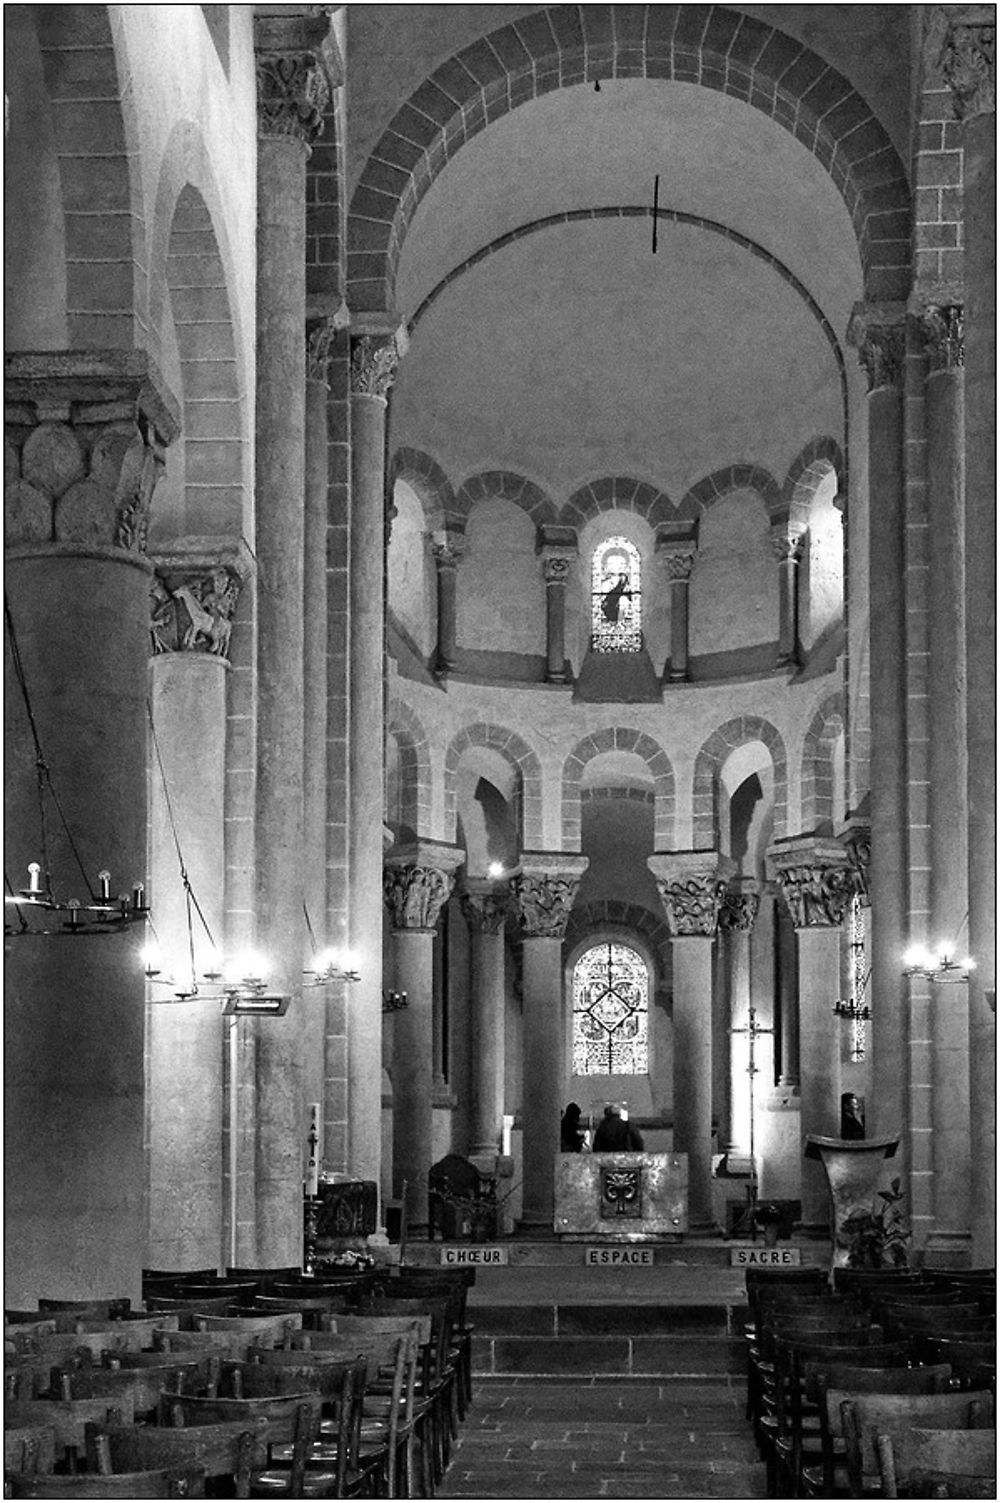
[805,1134,900,1272]
[648,851,734,1231]
[384,841,464,1234]
[511,854,588,1228]
[554,1152,688,1238]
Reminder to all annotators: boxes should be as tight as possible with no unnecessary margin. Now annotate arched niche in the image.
[563,929,667,1124]
[717,741,777,877]
[388,478,436,659]
[690,488,775,660]
[798,468,845,653]
[454,745,519,877]
[456,495,542,661]
[567,510,659,676]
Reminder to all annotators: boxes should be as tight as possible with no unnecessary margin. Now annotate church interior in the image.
[3,4,996,1475]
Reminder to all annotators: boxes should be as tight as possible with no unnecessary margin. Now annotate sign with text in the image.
[585,1246,655,1266]
[440,1246,509,1266]
[730,1246,801,1267]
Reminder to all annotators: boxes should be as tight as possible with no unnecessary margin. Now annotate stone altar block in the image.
[553,1153,688,1239]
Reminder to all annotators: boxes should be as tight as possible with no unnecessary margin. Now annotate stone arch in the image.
[349,5,910,314]
[678,464,783,524]
[560,476,675,530]
[692,716,788,847]
[564,901,671,977]
[783,437,846,531]
[562,729,675,852]
[454,471,559,530]
[386,699,432,840]
[800,692,846,833]
[389,447,455,534]
[443,723,543,849]
[32,5,143,349]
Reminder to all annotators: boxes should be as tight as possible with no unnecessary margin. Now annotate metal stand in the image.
[731,1004,774,1241]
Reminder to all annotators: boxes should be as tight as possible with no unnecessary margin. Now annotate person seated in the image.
[592,1103,644,1152]
[560,1101,587,1152]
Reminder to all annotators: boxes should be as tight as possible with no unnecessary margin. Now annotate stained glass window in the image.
[572,942,649,1075]
[591,537,642,652]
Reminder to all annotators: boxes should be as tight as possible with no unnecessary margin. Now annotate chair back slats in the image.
[5,1466,207,1498]
[3,1424,57,1476]
[144,1294,235,1317]
[839,1387,995,1493]
[876,1425,996,1499]
[162,1392,321,1498]
[190,1312,301,1347]
[36,1299,132,1322]
[919,1335,997,1386]
[84,1417,267,1497]
[4,1397,136,1457]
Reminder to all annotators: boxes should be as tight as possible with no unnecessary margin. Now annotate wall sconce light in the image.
[303,947,361,986]
[903,944,975,984]
[382,990,408,1013]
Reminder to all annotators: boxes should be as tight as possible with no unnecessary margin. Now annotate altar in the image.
[553,1152,688,1239]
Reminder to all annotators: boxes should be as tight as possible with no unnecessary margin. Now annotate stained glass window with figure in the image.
[572,942,649,1074]
[591,537,642,652]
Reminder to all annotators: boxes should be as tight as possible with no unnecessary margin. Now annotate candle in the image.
[27,861,41,895]
[98,870,111,902]
[132,881,145,912]
[306,1101,321,1196]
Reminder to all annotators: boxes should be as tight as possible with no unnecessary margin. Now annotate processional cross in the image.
[731,1004,774,1241]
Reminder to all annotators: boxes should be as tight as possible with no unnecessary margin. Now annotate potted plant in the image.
[839,1177,912,1268]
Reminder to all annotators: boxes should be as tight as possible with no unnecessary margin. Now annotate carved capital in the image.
[5,352,179,554]
[149,549,246,659]
[662,548,696,582]
[919,304,966,372]
[383,841,464,932]
[770,529,804,564]
[254,8,339,149]
[647,852,737,937]
[510,854,588,939]
[542,553,573,585]
[939,14,996,120]
[769,837,854,928]
[430,535,466,568]
[839,819,872,902]
[306,308,348,383]
[720,884,761,933]
[350,334,402,399]
[848,305,907,392]
[460,879,509,936]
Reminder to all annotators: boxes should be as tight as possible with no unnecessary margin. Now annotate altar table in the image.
[554,1152,688,1239]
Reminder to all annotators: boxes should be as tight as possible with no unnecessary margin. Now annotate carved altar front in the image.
[554,1153,688,1239]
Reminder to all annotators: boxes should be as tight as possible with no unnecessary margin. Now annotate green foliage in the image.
[840,1177,912,1268]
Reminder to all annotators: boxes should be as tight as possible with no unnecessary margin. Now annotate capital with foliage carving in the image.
[770,529,804,565]
[768,836,855,929]
[460,877,510,936]
[542,553,573,585]
[5,352,179,555]
[254,11,340,146]
[350,334,403,400]
[720,881,761,933]
[647,852,737,938]
[937,8,996,120]
[383,841,464,933]
[919,304,965,372]
[510,854,589,940]
[838,817,872,903]
[663,548,696,582]
[430,535,466,569]
[848,303,907,393]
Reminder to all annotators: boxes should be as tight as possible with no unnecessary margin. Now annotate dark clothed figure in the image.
[601,573,632,623]
[840,1091,866,1140]
[592,1104,644,1152]
[560,1101,587,1153]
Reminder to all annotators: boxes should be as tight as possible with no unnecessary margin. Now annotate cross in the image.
[731,1004,774,1240]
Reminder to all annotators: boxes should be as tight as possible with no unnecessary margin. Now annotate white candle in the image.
[306,1102,321,1196]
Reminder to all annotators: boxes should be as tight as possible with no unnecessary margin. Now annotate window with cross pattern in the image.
[572,941,649,1075]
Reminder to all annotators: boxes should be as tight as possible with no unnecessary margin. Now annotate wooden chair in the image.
[876,1426,996,1499]
[36,1299,132,1321]
[85,1417,268,1499]
[227,1268,302,1292]
[144,1294,236,1318]
[917,1335,996,1388]
[4,1423,57,1476]
[4,1397,136,1473]
[44,1359,195,1419]
[839,1388,994,1496]
[366,1295,458,1486]
[881,1304,991,1342]
[793,1363,952,1499]
[152,1328,257,1362]
[159,1392,322,1498]
[5,1467,207,1498]
[389,1269,476,1416]
[252,1294,351,1330]
[749,1312,877,1448]
[190,1313,302,1348]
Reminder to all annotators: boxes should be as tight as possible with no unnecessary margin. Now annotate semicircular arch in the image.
[444,722,544,848]
[800,692,846,834]
[562,728,675,852]
[561,476,675,531]
[386,699,433,841]
[455,470,559,530]
[692,716,788,847]
[390,447,456,534]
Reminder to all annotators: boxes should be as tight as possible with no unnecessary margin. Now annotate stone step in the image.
[471,1301,740,1336]
[472,1331,745,1378]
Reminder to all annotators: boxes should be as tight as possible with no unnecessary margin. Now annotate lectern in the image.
[805,1134,900,1273]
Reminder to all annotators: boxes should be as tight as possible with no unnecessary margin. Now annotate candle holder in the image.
[303,1193,322,1275]
[382,990,408,1013]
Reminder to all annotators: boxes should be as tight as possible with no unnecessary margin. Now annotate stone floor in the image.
[438,1375,767,1500]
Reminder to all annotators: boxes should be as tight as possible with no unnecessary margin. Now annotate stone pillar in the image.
[460,879,509,1154]
[4,351,179,1304]
[384,842,464,1233]
[775,895,800,1091]
[648,851,735,1231]
[660,546,697,682]
[511,854,588,1228]
[537,525,577,684]
[847,306,908,1150]
[720,882,761,1168]
[430,535,464,677]
[146,546,247,1272]
[770,527,803,667]
[915,303,973,1257]
[253,12,336,1265]
[348,328,404,1199]
[770,838,856,1229]
[939,6,996,1265]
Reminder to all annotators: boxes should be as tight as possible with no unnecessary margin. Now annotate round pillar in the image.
[664,550,695,681]
[541,554,571,683]
[431,537,463,677]
[771,529,803,667]
[511,855,588,1228]
[461,880,509,1155]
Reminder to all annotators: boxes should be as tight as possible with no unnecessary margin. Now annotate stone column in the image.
[939,6,996,1266]
[770,527,804,667]
[720,882,761,1168]
[4,351,179,1304]
[648,851,735,1231]
[511,854,589,1228]
[540,554,573,683]
[657,536,698,682]
[770,838,856,1229]
[430,535,464,677]
[253,12,336,1265]
[460,879,509,1154]
[348,328,404,1200]
[847,306,908,1149]
[146,546,247,1272]
[915,303,973,1257]
[384,842,464,1233]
